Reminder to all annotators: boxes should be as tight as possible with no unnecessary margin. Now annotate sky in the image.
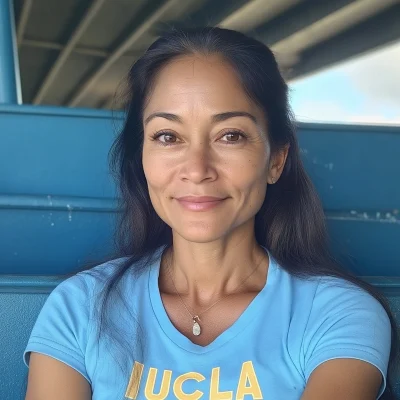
[289,40,400,125]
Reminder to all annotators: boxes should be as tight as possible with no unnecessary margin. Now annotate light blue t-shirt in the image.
[24,248,391,399]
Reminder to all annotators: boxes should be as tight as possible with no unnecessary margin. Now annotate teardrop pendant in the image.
[192,317,201,336]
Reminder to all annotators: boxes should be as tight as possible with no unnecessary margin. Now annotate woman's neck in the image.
[159,235,269,307]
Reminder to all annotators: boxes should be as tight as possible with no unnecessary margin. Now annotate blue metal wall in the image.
[0,105,119,274]
[300,123,400,276]
[1,104,399,276]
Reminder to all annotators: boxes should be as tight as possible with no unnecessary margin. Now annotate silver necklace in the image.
[166,254,265,336]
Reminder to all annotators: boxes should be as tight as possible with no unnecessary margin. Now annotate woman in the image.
[24,27,397,400]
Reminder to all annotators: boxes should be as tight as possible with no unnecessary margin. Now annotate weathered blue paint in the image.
[0,275,63,293]
[0,103,118,118]
[298,122,400,211]
[0,193,117,212]
[0,0,22,104]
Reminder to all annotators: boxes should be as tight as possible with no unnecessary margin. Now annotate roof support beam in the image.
[16,0,33,45]
[289,3,400,80]
[22,38,109,57]
[219,0,300,32]
[33,0,107,105]
[67,0,183,107]
[254,0,358,47]
[252,0,397,70]
[0,0,22,104]
[21,38,144,59]
[182,0,249,28]
[271,0,398,55]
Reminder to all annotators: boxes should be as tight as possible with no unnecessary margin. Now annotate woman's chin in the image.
[173,224,230,244]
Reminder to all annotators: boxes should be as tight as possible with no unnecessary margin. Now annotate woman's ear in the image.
[268,144,290,184]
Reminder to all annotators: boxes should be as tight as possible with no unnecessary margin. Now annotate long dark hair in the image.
[84,27,398,398]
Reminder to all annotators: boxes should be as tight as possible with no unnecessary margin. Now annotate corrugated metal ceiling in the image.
[13,0,400,109]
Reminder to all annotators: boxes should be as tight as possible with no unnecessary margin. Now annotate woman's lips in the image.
[175,196,227,211]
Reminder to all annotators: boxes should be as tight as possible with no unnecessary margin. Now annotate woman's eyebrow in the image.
[212,111,258,124]
[144,110,258,126]
[144,112,182,125]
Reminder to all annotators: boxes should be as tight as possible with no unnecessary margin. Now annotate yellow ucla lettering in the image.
[125,361,145,399]
[210,367,233,399]
[144,367,172,399]
[236,361,263,399]
[173,372,205,399]
[126,360,263,399]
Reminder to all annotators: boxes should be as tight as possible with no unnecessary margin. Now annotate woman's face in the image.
[142,54,284,243]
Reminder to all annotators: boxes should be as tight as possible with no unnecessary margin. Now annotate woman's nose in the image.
[179,144,217,183]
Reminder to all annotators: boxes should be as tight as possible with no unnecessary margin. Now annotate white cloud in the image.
[293,100,348,123]
[294,99,400,125]
[290,41,400,125]
[344,41,400,107]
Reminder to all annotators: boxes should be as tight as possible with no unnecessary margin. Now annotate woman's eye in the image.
[220,131,245,143]
[152,132,177,144]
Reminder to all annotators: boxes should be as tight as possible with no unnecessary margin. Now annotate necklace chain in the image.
[166,252,265,334]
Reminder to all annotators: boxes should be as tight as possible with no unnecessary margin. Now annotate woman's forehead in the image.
[144,55,263,119]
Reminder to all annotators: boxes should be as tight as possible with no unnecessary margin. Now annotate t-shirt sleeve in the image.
[23,273,92,383]
[303,278,392,399]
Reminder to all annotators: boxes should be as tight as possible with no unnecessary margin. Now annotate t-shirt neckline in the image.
[148,246,276,354]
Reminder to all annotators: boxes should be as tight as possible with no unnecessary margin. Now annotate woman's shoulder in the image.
[76,256,133,284]
[57,252,158,298]
[275,264,389,322]
[313,275,385,310]
[276,262,381,304]
[293,273,391,332]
